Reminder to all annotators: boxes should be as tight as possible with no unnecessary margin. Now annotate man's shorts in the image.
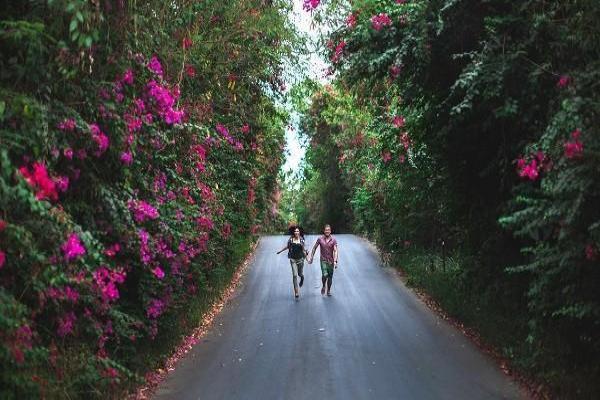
[320,261,334,278]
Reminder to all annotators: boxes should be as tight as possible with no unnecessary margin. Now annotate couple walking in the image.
[276,224,338,299]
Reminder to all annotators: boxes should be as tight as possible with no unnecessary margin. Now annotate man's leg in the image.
[320,261,328,295]
[298,260,304,287]
[326,263,334,295]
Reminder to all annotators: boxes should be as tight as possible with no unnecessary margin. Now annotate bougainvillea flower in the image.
[152,266,165,279]
[564,129,583,159]
[62,233,86,261]
[392,115,405,128]
[331,40,346,63]
[241,124,251,134]
[128,200,159,223]
[18,162,59,201]
[185,64,196,78]
[346,13,357,28]
[58,118,76,132]
[371,13,393,31]
[146,299,165,319]
[303,0,320,11]
[390,65,402,79]
[557,75,571,88]
[122,69,134,85]
[120,151,133,165]
[0,220,6,231]
[57,312,77,337]
[0,250,5,269]
[63,148,73,160]
[381,150,392,163]
[182,37,193,49]
[148,55,164,76]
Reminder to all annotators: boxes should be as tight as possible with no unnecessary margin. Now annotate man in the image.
[308,224,338,296]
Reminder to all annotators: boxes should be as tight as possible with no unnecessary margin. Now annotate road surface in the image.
[153,234,524,400]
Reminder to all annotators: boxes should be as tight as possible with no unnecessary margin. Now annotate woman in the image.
[276,226,308,298]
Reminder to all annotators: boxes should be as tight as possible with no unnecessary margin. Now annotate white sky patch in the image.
[282,1,329,174]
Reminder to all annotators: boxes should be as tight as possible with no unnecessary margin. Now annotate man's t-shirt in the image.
[317,235,337,264]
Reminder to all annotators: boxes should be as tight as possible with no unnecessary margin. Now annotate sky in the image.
[282,1,329,174]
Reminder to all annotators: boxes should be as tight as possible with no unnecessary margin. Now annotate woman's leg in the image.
[290,259,299,296]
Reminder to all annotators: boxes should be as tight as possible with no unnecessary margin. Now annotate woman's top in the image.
[288,237,305,260]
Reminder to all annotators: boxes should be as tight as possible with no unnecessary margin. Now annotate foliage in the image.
[0,0,298,397]
[297,0,600,396]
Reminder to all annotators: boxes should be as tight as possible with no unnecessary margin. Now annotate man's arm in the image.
[333,244,338,268]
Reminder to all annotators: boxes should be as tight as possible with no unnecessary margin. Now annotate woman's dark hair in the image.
[287,225,305,238]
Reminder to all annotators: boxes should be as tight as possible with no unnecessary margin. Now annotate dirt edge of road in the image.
[130,238,261,400]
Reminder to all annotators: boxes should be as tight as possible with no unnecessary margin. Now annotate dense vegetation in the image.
[296,0,600,397]
[0,0,298,397]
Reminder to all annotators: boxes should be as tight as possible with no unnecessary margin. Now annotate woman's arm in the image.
[309,241,318,262]
[276,242,290,254]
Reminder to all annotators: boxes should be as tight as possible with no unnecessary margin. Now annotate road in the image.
[153,234,524,400]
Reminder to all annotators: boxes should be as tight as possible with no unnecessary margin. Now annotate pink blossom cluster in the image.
[58,118,76,132]
[89,123,110,157]
[557,75,571,88]
[146,298,165,319]
[390,64,402,79]
[57,312,77,337]
[392,115,405,128]
[0,250,5,269]
[152,266,165,279]
[146,80,185,125]
[399,132,411,150]
[381,150,392,163]
[46,286,80,303]
[516,151,550,181]
[61,233,86,262]
[18,162,59,201]
[139,229,153,265]
[128,200,159,223]
[197,215,214,231]
[93,266,126,303]
[564,129,583,159]
[331,40,346,63]
[371,13,392,31]
[11,325,33,364]
[148,55,164,76]
[346,13,357,28]
[303,0,320,11]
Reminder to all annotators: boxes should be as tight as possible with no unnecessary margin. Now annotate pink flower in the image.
[18,162,59,201]
[185,64,196,77]
[557,75,571,88]
[62,233,86,261]
[0,250,5,269]
[371,13,392,31]
[64,148,73,160]
[57,312,77,337]
[396,0,407,3]
[241,124,251,134]
[196,215,214,231]
[564,129,583,159]
[390,65,402,79]
[0,220,6,231]
[89,123,109,156]
[148,55,163,76]
[133,98,146,114]
[346,13,357,28]
[93,266,126,303]
[146,299,165,319]
[392,115,405,128]
[104,243,120,257]
[128,200,159,223]
[182,37,193,49]
[221,223,232,240]
[303,0,320,11]
[152,266,165,279]
[381,150,392,163]
[399,154,406,163]
[54,176,69,192]
[58,118,76,132]
[120,151,133,165]
[164,108,184,125]
[127,116,143,133]
[331,40,346,63]
[586,244,598,261]
[122,69,134,85]
[64,286,80,302]
[517,158,539,181]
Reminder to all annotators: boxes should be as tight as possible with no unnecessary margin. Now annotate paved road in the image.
[153,235,524,400]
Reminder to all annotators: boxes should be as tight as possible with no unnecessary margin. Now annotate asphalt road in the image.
[153,234,524,400]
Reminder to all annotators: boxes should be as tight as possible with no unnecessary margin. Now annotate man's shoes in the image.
[299,275,304,287]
